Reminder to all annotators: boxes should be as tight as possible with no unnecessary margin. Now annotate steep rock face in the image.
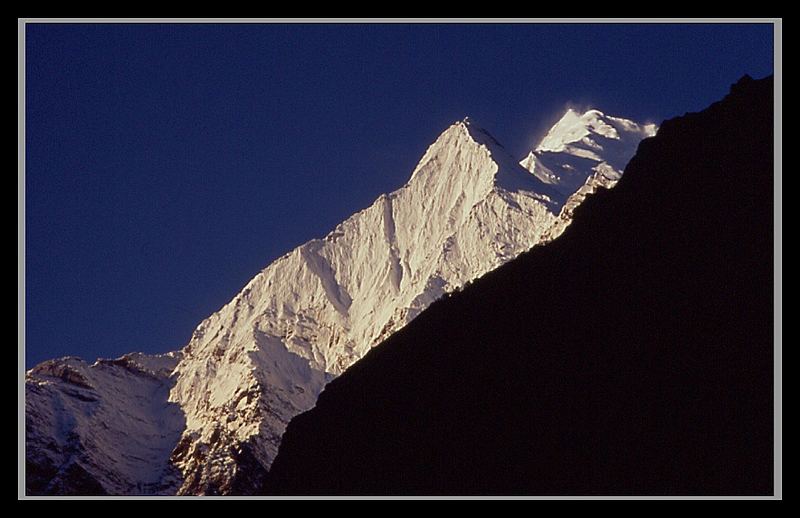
[26,111,654,495]
[265,76,774,495]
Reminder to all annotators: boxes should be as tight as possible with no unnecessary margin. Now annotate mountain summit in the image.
[26,109,655,495]
[521,109,656,196]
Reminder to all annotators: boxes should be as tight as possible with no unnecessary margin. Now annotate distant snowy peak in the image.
[520,108,657,197]
[535,108,656,155]
[536,109,616,153]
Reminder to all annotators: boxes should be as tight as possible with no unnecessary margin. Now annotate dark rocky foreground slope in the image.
[265,76,774,495]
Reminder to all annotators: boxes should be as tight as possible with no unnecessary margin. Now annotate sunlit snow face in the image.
[517,108,657,200]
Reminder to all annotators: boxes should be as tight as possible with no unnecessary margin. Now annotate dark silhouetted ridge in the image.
[265,76,774,495]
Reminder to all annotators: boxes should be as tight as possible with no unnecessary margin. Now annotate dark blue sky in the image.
[25,23,773,367]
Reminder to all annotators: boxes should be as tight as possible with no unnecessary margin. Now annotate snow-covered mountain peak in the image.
[461,120,506,153]
[408,119,504,184]
[26,110,656,496]
[537,108,620,153]
[433,117,506,152]
[521,108,657,198]
[535,108,657,155]
[414,119,563,209]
